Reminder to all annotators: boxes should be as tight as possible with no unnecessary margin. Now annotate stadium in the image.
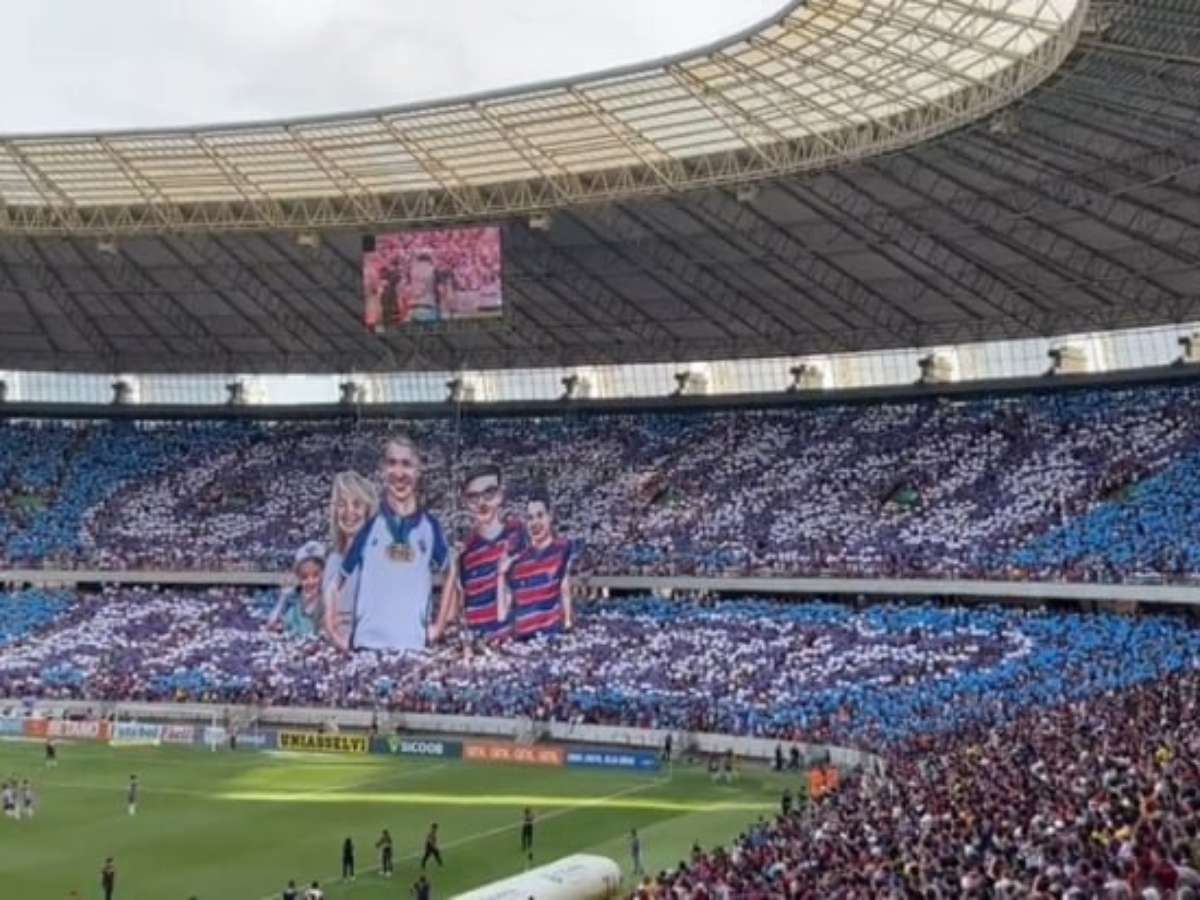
[2,0,1200,897]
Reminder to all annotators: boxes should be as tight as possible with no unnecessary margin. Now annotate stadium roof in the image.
[0,0,1081,236]
[1,0,1199,375]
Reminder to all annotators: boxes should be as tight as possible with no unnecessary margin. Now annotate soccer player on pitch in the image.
[334,435,449,651]
[45,737,57,767]
[100,858,116,900]
[20,779,34,818]
[2,780,14,819]
[375,829,394,877]
[499,492,574,638]
[431,463,526,644]
[420,823,443,870]
[520,807,535,862]
[127,775,138,816]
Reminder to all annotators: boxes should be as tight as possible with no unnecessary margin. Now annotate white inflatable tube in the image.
[452,853,622,900]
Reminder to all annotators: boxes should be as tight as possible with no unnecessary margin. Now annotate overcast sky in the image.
[3,0,786,134]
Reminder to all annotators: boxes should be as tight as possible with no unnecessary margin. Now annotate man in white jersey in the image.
[336,435,448,651]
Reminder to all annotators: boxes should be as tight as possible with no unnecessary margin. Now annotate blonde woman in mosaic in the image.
[323,470,379,650]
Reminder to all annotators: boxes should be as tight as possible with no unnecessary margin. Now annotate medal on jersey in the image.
[383,504,419,564]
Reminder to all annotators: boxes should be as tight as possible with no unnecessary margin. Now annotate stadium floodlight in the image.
[671,368,710,397]
[295,232,320,250]
[560,373,579,400]
[1178,334,1200,365]
[988,108,1021,137]
[225,381,246,406]
[0,379,6,403]
[917,351,957,385]
[736,183,760,204]
[528,212,553,232]
[445,377,463,403]
[111,379,133,405]
[1083,4,1115,36]
[96,237,119,256]
[1047,344,1090,376]
[788,362,828,392]
[338,380,364,404]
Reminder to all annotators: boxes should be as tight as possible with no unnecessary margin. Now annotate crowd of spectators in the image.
[2,381,1200,583]
[639,670,1200,898]
[2,589,1198,751]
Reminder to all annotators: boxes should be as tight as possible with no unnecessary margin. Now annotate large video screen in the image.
[363,227,502,328]
[272,434,574,653]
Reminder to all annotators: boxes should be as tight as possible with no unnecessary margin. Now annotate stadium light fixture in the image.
[560,373,579,400]
[111,379,133,405]
[1178,334,1200,365]
[295,232,321,250]
[788,362,828,392]
[445,377,463,403]
[988,108,1021,137]
[671,368,710,397]
[528,212,553,232]
[0,379,6,403]
[96,237,119,257]
[917,352,957,385]
[736,184,760,204]
[338,380,364,405]
[1046,344,1090,376]
[225,381,246,406]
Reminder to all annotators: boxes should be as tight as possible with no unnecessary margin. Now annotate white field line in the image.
[251,773,673,900]
[34,760,448,803]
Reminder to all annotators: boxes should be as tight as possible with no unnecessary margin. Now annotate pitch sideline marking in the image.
[32,760,448,802]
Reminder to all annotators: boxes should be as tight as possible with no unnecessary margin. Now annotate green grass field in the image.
[0,740,790,899]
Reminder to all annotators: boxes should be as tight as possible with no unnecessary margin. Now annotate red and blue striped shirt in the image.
[457,517,527,636]
[506,537,573,638]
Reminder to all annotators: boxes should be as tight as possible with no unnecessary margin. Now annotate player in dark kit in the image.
[100,858,116,900]
[520,807,535,857]
[45,738,57,767]
[341,837,355,881]
[412,874,431,900]
[420,823,443,869]
[375,829,394,877]
[282,880,299,900]
[127,775,138,816]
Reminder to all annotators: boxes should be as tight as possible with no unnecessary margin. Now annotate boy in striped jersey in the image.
[500,492,574,638]
[433,464,526,643]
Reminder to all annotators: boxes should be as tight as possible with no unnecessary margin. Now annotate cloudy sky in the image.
[3,0,786,133]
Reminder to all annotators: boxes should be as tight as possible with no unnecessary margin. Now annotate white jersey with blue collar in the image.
[340,507,448,651]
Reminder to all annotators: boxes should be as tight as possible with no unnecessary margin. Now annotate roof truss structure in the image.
[3,0,1200,375]
[0,0,1082,237]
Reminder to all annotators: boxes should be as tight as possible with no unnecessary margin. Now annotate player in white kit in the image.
[335,435,448,651]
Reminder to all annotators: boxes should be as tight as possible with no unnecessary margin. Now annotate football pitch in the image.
[0,741,789,899]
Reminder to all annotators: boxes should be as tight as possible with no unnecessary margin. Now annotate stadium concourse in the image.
[3,379,1200,582]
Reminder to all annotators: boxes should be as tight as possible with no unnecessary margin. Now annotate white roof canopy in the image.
[0,0,1084,236]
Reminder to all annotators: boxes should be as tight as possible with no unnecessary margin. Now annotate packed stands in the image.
[0,589,70,648]
[640,670,1200,898]
[1,589,1198,750]
[3,381,1200,582]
